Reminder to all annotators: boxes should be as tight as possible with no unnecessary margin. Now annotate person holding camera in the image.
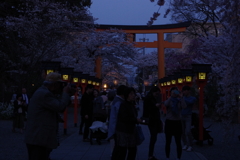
[24,72,75,160]
[164,87,186,160]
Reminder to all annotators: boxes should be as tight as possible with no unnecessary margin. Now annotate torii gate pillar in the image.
[158,32,165,79]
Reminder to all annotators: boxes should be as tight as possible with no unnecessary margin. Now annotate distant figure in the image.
[92,89,107,122]
[24,72,74,160]
[80,84,94,142]
[21,88,30,120]
[12,94,25,133]
[106,87,116,120]
[135,91,141,105]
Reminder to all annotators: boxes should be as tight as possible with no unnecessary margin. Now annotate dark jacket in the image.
[116,101,138,134]
[143,94,161,127]
[80,92,94,117]
[24,85,70,149]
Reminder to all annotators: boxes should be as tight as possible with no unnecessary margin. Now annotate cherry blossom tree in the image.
[190,31,240,142]
[147,0,168,26]
[74,29,138,81]
[0,0,94,90]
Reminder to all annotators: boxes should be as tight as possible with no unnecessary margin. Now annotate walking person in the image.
[142,86,162,160]
[164,87,186,160]
[107,86,116,120]
[92,89,107,122]
[24,72,74,160]
[114,87,142,160]
[107,85,127,158]
[12,94,25,133]
[22,88,30,119]
[181,85,197,152]
[80,84,94,142]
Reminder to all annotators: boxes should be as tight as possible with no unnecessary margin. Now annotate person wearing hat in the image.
[24,72,75,160]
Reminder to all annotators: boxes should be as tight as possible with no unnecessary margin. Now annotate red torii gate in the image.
[95,21,191,82]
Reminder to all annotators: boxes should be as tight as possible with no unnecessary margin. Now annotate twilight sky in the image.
[89,0,171,25]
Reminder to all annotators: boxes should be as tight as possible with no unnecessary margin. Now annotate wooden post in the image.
[95,56,102,79]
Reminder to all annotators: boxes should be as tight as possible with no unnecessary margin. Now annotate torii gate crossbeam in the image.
[95,21,191,81]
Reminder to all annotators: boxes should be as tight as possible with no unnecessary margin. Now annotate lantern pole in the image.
[80,74,89,94]
[192,64,212,144]
[72,72,82,127]
[181,69,194,87]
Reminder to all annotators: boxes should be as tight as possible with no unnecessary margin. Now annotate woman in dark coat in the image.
[113,87,142,160]
[142,86,162,160]
[12,94,25,133]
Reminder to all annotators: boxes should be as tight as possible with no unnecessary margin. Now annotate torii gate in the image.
[95,21,191,82]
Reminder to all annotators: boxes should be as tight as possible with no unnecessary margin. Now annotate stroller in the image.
[89,121,108,145]
[191,113,213,146]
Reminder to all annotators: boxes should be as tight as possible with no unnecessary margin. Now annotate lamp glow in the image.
[171,80,176,85]
[178,78,183,83]
[103,84,107,88]
[73,78,78,83]
[88,80,92,84]
[199,72,206,80]
[113,80,118,85]
[47,70,54,75]
[81,79,86,83]
[186,76,192,82]
[62,75,68,81]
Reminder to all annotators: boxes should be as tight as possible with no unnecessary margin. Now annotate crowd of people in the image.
[78,83,197,160]
[20,72,198,160]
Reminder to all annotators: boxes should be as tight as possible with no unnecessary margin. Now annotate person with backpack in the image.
[142,86,162,160]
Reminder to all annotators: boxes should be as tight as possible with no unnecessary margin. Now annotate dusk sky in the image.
[89,0,171,25]
[89,0,172,53]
